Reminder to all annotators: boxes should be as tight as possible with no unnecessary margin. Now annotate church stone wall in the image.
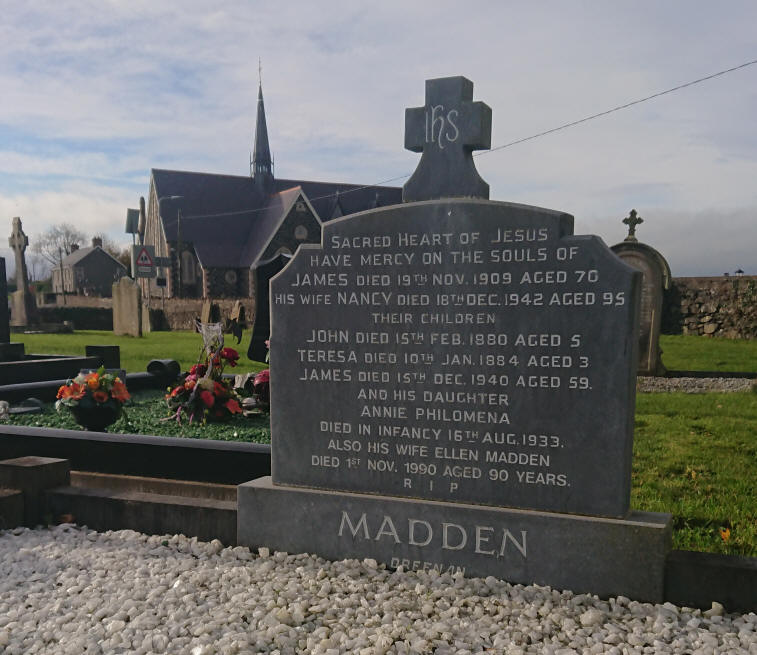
[204,267,251,299]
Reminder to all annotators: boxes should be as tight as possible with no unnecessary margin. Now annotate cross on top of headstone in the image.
[623,209,643,242]
[403,76,492,203]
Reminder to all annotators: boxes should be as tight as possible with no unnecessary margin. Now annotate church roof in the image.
[151,168,401,268]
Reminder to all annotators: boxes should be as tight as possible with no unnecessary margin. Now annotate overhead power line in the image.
[480,57,757,155]
[183,57,757,220]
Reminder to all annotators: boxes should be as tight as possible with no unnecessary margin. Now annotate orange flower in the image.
[57,384,70,399]
[92,390,109,403]
[86,373,100,390]
[184,379,196,391]
[225,398,242,414]
[70,383,86,400]
[111,381,130,403]
[719,527,731,542]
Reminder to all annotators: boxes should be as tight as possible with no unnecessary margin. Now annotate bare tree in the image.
[26,252,50,282]
[32,223,86,268]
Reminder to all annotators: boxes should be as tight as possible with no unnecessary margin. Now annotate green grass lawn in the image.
[633,392,757,557]
[660,334,757,372]
[13,329,267,375]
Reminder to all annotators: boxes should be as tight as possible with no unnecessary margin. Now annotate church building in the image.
[140,82,401,300]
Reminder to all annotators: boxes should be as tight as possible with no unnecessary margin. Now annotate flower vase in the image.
[71,402,122,432]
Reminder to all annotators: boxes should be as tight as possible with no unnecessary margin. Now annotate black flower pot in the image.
[71,402,122,432]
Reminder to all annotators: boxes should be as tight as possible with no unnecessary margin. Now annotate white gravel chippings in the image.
[1,525,755,654]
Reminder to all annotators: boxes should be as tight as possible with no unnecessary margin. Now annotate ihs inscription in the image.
[403,76,492,202]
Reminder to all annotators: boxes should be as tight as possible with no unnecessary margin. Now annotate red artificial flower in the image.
[200,390,215,408]
[189,364,207,376]
[220,347,239,363]
[213,381,226,397]
[92,390,109,404]
[224,398,242,414]
[254,369,270,385]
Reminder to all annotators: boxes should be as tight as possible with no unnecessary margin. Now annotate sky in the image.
[1,1,756,278]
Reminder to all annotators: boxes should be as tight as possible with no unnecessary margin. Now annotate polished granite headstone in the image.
[239,76,672,602]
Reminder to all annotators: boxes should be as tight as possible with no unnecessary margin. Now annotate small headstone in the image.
[612,211,671,376]
[112,277,142,337]
[85,345,121,370]
[239,76,671,602]
[8,217,38,327]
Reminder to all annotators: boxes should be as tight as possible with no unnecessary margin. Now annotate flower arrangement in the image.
[166,334,243,424]
[55,367,130,430]
[55,367,131,411]
[253,368,270,409]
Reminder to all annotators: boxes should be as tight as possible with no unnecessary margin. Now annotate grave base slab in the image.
[238,477,672,603]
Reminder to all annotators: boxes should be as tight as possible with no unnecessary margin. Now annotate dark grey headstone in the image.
[239,477,671,603]
[403,77,491,202]
[270,199,641,518]
[240,76,670,603]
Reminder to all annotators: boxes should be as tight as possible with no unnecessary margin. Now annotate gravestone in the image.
[0,257,25,361]
[238,76,671,601]
[112,277,142,337]
[611,211,671,376]
[8,217,38,327]
[0,258,11,344]
[248,254,290,362]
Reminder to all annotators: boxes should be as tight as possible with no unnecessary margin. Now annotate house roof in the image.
[61,245,126,270]
[151,168,402,269]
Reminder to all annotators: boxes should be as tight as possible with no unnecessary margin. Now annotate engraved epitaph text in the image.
[270,200,641,518]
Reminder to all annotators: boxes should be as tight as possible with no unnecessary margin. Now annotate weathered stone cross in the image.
[8,217,30,291]
[622,209,643,242]
[403,76,492,203]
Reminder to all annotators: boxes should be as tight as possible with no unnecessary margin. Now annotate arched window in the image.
[181,251,196,284]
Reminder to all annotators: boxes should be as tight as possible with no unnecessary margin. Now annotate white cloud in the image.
[0,1,756,277]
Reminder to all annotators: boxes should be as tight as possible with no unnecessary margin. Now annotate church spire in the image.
[251,62,273,190]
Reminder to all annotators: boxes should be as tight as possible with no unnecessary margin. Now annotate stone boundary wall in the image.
[147,298,256,331]
[662,276,757,339]
[40,295,112,309]
[36,296,256,332]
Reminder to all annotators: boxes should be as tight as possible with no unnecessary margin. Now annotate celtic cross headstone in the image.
[8,217,37,327]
